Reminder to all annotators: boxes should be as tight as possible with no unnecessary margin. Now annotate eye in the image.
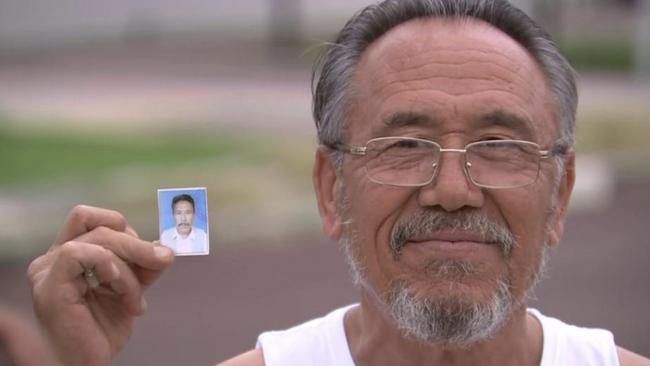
[390,139,421,149]
[479,136,507,142]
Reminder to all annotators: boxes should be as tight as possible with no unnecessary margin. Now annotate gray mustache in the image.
[389,209,516,259]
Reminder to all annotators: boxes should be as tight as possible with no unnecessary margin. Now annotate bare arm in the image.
[618,346,650,366]
[216,349,265,366]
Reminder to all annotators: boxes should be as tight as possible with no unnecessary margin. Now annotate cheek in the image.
[344,177,415,278]
[494,187,552,288]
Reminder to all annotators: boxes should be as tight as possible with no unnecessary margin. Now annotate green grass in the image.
[559,38,633,71]
[0,124,313,186]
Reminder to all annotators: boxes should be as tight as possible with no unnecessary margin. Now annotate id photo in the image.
[158,187,209,256]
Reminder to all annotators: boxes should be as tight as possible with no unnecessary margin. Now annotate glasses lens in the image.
[466,140,540,188]
[365,138,438,186]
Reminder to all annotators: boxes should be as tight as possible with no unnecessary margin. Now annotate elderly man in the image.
[27,0,650,365]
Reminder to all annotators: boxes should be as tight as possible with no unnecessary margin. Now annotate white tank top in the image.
[257,305,619,366]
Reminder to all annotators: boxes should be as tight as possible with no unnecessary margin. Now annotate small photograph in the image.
[157,187,209,256]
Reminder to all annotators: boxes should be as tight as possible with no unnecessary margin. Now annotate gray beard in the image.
[340,208,549,347]
[384,270,512,347]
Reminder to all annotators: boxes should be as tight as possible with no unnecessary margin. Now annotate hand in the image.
[27,205,174,366]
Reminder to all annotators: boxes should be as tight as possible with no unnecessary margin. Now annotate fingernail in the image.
[154,245,171,260]
[140,297,148,312]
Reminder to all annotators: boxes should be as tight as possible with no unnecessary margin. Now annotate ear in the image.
[547,152,575,247]
[313,146,344,240]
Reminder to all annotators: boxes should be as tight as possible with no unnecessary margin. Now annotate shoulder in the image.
[216,349,264,366]
[617,346,650,366]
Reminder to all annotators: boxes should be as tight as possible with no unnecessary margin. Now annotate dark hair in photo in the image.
[172,194,195,212]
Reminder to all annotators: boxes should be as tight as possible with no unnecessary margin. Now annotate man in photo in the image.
[160,194,207,254]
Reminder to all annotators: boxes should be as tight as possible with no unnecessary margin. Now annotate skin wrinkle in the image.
[379,74,530,104]
[375,70,516,95]
[385,60,527,85]
[372,68,540,101]
[353,33,551,144]
[367,88,547,144]
[378,45,534,93]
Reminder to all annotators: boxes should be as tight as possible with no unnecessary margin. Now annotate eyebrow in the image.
[379,110,535,139]
[477,110,534,140]
[381,111,440,130]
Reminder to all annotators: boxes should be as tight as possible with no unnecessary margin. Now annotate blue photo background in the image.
[158,188,208,235]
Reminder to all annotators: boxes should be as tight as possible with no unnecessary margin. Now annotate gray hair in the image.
[312,0,578,166]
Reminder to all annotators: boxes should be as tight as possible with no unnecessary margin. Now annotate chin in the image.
[384,269,514,347]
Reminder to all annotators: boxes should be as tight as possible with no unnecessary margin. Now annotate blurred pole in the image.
[636,0,650,77]
[269,0,302,47]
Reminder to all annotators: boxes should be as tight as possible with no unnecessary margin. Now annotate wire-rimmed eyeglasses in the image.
[327,136,567,189]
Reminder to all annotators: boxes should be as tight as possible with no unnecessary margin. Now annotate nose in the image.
[416,150,484,211]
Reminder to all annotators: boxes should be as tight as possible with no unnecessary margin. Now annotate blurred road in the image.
[1,37,649,137]
[1,178,648,365]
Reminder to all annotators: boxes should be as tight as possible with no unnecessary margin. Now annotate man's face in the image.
[314,18,574,344]
[173,200,195,236]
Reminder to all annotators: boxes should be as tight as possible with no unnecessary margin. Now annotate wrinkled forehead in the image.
[348,17,556,140]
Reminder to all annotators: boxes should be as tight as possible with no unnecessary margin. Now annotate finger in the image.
[27,254,53,287]
[52,205,129,247]
[133,267,166,288]
[48,242,147,316]
[105,250,147,315]
[37,241,121,311]
[49,241,120,288]
[125,225,139,238]
[75,226,174,272]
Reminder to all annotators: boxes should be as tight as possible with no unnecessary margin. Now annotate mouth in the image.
[409,232,495,246]
[388,209,515,259]
[397,235,498,262]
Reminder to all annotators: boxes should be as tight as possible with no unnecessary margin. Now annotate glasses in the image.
[329,137,566,189]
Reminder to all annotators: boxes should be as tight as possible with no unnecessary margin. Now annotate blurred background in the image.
[0,0,648,364]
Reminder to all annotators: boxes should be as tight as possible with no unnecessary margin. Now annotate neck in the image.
[344,291,543,366]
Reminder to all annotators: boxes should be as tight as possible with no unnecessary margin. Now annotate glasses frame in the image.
[329,136,566,189]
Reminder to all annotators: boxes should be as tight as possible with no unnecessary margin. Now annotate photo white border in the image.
[157,187,210,256]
